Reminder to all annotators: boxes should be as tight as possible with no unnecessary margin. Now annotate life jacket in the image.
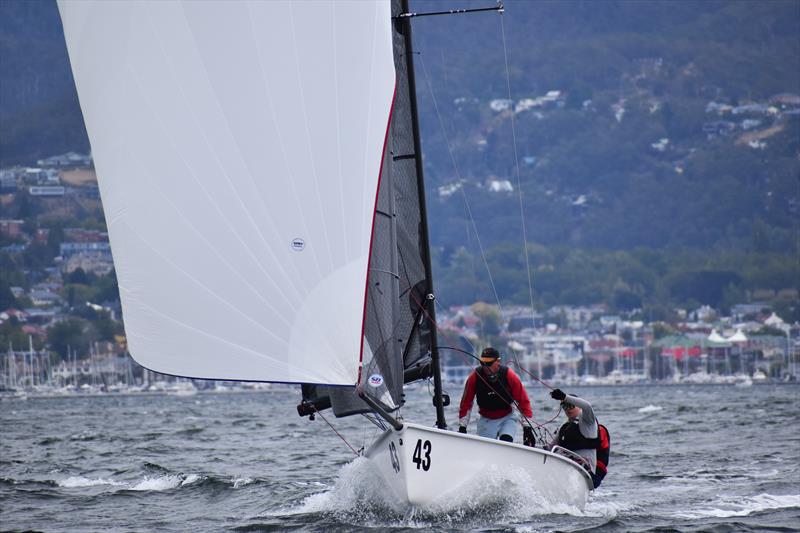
[556,420,600,451]
[474,366,513,411]
[596,424,611,474]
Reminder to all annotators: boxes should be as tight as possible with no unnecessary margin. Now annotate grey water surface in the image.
[2,384,798,532]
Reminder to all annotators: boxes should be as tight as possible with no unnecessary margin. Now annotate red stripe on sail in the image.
[357,82,398,386]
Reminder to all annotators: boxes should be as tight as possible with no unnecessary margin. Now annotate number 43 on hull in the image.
[366,422,593,509]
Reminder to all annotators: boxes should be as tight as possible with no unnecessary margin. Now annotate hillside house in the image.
[36,152,93,168]
[29,186,65,197]
[0,219,24,238]
[0,170,16,190]
[30,289,60,307]
[702,120,736,136]
[769,93,800,108]
[487,179,513,193]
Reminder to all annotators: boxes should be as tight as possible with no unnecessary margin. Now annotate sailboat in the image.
[58,0,593,509]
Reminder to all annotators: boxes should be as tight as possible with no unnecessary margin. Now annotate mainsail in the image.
[303,0,437,416]
[58,1,397,386]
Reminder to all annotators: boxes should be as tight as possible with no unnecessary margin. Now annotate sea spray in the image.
[673,493,800,520]
[293,456,597,529]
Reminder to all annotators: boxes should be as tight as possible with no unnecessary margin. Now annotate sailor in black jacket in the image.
[549,389,598,473]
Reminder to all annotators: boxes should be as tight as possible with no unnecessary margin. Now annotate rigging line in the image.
[438,345,550,430]
[408,288,555,429]
[416,19,538,381]
[397,3,504,19]
[415,294,559,429]
[418,46,528,383]
[310,404,360,457]
[510,361,555,390]
[416,53,503,310]
[431,293,553,390]
[499,10,537,366]
[362,412,387,431]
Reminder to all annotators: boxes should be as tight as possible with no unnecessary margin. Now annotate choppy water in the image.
[1,384,798,532]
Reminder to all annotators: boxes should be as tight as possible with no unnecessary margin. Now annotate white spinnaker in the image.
[58,1,395,384]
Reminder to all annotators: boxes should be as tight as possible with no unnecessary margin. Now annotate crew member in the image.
[458,347,534,444]
[549,389,605,488]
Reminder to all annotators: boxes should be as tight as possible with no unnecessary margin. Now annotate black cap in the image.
[480,347,500,362]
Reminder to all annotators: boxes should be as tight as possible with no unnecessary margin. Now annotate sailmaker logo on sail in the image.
[369,374,384,387]
[290,238,305,251]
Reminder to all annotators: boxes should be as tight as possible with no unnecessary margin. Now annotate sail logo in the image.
[368,374,384,387]
[290,238,305,251]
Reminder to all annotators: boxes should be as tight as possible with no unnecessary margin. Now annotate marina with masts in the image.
[1,338,277,398]
[5,304,796,399]
[437,305,799,387]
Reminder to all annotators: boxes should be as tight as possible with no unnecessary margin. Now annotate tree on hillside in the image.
[471,302,502,336]
[47,318,90,359]
[0,280,16,310]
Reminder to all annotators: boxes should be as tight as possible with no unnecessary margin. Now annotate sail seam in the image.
[287,4,336,274]
[139,11,302,318]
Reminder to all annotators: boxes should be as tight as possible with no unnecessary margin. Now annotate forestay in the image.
[58,1,396,385]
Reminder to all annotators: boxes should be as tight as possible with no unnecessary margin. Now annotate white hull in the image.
[364,422,592,509]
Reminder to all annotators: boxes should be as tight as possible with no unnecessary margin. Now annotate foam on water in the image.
[420,466,586,519]
[673,493,800,519]
[637,404,663,413]
[180,474,202,486]
[581,488,640,519]
[57,472,231,493]
[296,458,398,515]
[129,474,184,491]
[289,456,605,528]
[6,386,799,532]
[58,476,125,488]
[232,476,254,488]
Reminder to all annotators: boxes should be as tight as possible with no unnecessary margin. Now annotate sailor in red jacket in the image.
[458,347,534,444]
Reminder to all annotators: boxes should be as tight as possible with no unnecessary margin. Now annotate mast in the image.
[398,0,446,429]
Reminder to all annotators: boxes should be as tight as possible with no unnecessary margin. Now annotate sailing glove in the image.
[458,426,467,434]
[523,426,535,447]
[550,388,566,401]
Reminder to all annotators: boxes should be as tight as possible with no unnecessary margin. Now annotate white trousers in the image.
[477,412,517,440]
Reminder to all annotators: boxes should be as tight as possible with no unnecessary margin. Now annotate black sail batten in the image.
[299,0,439,421]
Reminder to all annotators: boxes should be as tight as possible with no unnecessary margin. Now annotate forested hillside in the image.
[1,0,797,318]
[0,0,89,164]
[410,0,799,316]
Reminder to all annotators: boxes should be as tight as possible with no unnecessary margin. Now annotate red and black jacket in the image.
[475,366,514,411]
[556,421,611,474]
[596,424,611,474]
[458,366,533,420]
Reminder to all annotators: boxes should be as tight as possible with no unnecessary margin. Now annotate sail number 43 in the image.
[412,439,432,471]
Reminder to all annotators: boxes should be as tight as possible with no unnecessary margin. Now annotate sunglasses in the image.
[480,359,498,366]
[562,403,576,410]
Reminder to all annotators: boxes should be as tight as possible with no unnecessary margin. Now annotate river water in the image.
[1,384,798,532]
